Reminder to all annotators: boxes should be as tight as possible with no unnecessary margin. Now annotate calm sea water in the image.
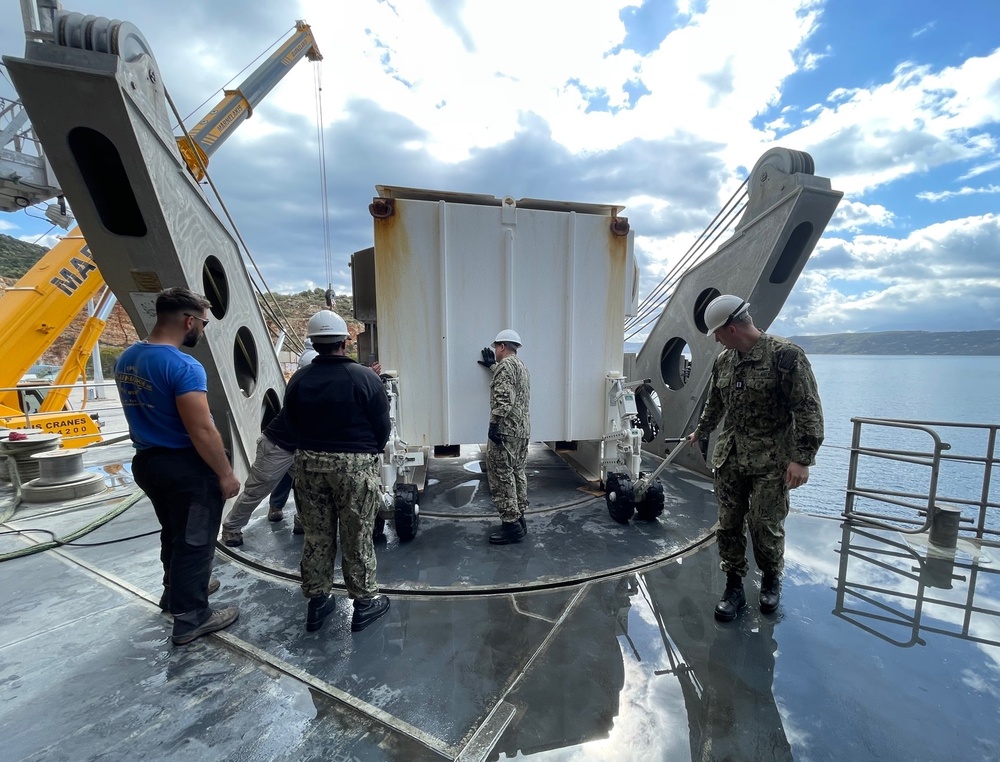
[797,355,1000,519]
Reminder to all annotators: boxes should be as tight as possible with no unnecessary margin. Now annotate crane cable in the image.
[164,89,305,356]
[313,63,335,303]
[627,177,748,334]
[625,177,751,343]
[172,27,295,130]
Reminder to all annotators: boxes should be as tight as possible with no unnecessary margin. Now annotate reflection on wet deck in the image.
[2,441,999,760]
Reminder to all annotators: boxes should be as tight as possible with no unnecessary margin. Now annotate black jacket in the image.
[263,407,296,451]
[283,355,390,453]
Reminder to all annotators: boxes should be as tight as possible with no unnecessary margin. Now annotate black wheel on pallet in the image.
[373,514,386,541]
[636,474,665,521]
[605,472,635,524]
[394,483,419,541]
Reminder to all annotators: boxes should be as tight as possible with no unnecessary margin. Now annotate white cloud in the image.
[780,49,1000,196]
[959,159,1000,180]
[19,232,60,249]
[917,184,1000,202]
[772,214,1000,334]
[828,199,895,231]
[300,0,823,166]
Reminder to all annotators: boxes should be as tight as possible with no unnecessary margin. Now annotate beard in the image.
[182,328,202,348]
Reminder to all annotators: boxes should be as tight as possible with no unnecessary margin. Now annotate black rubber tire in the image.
[606,472,636,524]
[394,483,419,541]
[636,475,665,521]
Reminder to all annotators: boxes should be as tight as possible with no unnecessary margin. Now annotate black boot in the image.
[759,573,781,614]
[489,520,526,545]
[352,595,390,632]
[518,512,527,534]
[714,573,746,622]
[305,594,337,632]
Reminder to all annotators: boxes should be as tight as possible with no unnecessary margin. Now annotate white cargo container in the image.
[369,186,638,448]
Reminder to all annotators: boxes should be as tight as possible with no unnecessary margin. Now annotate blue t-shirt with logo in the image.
[115,342,208,449]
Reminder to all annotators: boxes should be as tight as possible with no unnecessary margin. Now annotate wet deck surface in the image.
[2,440,999,761]
[227,446,720,592]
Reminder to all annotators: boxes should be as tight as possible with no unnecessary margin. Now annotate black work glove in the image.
[488,422,503,445]
[478,347,496,369]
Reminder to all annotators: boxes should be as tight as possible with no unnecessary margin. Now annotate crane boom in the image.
[176,20,322,180]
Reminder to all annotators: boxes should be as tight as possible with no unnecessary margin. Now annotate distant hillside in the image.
[0,232,47,278]
[627,331,1000,356]
[0,234,357,364]
[788,331,1000,356]
[7,240,996,357]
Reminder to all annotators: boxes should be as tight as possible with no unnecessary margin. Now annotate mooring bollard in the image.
[928,505,962,549]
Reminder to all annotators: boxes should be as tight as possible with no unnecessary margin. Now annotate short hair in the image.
[156,287,212,316]
[732,310,753,327]
[496,341,517,353]
[314,340,345,355]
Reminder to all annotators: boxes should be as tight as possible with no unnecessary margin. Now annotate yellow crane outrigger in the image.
[0,20,322,445]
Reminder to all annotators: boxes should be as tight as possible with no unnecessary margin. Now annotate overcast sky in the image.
[2,0,998,337]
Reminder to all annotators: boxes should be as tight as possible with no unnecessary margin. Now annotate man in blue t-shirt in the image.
[115,287,241,646]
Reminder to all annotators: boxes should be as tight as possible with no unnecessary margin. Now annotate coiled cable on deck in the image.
[0,488,146,562]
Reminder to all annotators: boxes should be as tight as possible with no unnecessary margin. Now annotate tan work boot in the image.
[171,606,240,645]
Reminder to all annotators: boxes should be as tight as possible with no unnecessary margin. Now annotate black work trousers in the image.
[132,446,223,636]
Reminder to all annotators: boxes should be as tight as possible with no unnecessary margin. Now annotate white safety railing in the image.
[843,417,999,545]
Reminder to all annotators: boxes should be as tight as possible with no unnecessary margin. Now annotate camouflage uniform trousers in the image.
[486,436,529,523]
[294,450,381,600]
[713,459,790,577]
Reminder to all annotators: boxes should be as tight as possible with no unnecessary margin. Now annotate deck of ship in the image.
[1,433,998,761]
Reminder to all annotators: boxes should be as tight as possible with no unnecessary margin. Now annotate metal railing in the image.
[834,521,1000,648]
[843,417,999,544]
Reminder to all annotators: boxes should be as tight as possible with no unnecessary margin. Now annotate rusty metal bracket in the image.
[369,197,395,219]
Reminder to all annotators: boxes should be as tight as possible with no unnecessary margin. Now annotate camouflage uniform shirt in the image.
[693,333,824,474]
[490,354,531,438]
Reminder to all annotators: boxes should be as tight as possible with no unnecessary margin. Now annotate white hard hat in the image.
[493,329,522,348]
[298,348,318,368]
[704,295,750,335]
[307,310,348,343]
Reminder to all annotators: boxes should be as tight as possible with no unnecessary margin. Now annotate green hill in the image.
[0,234,356,360]
[0,232,47,278]
[788,331,1000,356]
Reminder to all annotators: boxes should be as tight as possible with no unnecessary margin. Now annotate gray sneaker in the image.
[171,606,240,646]
[221,528,243,547]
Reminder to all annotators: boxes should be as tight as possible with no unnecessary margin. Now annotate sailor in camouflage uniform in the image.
[687,296,824,621]
[478,329,531,544]
[283,310,391,633]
